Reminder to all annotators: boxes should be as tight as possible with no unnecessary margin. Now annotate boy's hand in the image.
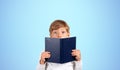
[40,51,51,64]
[71,49,81,61]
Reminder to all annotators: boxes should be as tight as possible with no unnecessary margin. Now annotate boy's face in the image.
[50,27,70,38]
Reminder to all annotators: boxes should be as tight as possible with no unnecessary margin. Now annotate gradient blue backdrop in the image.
[0,0,120,70]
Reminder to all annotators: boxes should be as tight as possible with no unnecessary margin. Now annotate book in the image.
[45,37,76,63]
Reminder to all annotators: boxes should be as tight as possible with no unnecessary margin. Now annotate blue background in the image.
[0,0,120,70]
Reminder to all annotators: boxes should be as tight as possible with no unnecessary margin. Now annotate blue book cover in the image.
[45,37,76,63]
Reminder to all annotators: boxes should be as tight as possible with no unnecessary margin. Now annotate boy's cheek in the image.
[60,34,69,38]
[63,35,69,38]
[51,36,58,38]
[50,34,57,38]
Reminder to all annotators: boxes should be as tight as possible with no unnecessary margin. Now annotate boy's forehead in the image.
[53,27,67,31]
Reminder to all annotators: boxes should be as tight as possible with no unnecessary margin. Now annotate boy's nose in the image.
[58,36,62,38]
[58,34,62,38]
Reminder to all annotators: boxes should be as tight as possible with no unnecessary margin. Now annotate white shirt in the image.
[36,60,82,70]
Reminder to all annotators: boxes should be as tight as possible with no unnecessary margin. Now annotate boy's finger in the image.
[71,54,76,56]
[48,54,51,58]
[72,49,76,51]
[72,49,76,52]
[46,54,51,58]
[45,51,51,54]
[71,52,76,56]
[47,52,51,54]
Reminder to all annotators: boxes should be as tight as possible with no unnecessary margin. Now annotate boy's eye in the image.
[53,32,57,34]
[62,31,65,34]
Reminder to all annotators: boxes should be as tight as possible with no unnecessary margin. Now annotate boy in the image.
[37,20,82,70]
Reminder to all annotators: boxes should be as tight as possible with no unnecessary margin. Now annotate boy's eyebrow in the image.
[61,29,66,30]
[52,30,57,32]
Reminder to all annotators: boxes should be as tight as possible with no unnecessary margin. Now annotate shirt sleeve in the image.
[75,60,82,70]
[36,63,46,70]
[36,51,46,70]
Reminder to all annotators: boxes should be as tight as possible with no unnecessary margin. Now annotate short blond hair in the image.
[49,20,70,34]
